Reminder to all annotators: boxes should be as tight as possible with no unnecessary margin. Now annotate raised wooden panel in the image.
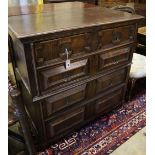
[42,84,87,118]
[46,106,85,138]
[96,68,127,94]
[38,58,89,92]
[34,33,92,66]
[8,2,142,148]
[95,87,124,115]
[98,46,131,71]
[97,25,136,49]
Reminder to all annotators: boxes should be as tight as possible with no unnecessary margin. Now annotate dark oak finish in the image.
[96,67,128,94]
[44,0,97,4]
[9,6,142,39]
[95,85,125,115]
[8,2,96,17]
[98,1,146,26]
[8,2,143,153]
[8,77,36,154]
[42,84,87,118]
[46,105,85,138]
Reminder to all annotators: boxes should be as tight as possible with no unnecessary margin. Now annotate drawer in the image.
[38,58,89,93]
[42,84,87,118]
[96,68,128,94]
[98,46,131,71]
[34,33,92,66]
[46,106,85,138]
[95,86,124,115]
[97,25,136,49]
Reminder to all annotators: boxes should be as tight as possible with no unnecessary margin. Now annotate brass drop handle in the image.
[115,61,118,64]
[112,37,121,44]
[112,31,121,44]
[59,48,72,59]
[113,58,118,64]
[84,46,91,52]
[63,78,68,82]
[129,35,134,40]
[65,48,69,60]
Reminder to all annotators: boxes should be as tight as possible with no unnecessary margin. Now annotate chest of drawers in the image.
[9,4,143,149]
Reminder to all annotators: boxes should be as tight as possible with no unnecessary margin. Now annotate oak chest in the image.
[9,4,143,148]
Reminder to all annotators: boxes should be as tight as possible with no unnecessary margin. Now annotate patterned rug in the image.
[39,85,146,155]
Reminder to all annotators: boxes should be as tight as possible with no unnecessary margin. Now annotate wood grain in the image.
[9,5,143,39]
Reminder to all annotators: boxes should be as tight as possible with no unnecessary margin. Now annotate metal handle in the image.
[112,37,121,44]
[114,61,118,64]
[112,31,121,44]
[63,78,68,82]
[59,48,72,59]
[84,46,91,52]
[65,48,69,60]
[129,35,134,40]
[113,58,118,64]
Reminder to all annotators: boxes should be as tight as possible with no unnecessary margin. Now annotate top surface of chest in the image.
[8,4,143,39]
[8,2,95,16]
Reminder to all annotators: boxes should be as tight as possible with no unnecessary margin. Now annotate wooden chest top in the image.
[8,3,144,148]
[8,6,143,39]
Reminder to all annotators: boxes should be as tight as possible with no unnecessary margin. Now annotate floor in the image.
[111,127,146,155]
[8,125,146,155]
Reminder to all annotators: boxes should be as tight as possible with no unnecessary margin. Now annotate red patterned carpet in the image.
[39,82,146,155]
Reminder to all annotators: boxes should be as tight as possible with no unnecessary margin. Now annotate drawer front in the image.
[95,87,124,115]
[46,106,85,138]
[97,25,135,49]
[42,84,87,118]
[96,68,128,94]
[34,25,135,67]
[38,58,89,92]
[98,46,131,71]
[34,33,92,66]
